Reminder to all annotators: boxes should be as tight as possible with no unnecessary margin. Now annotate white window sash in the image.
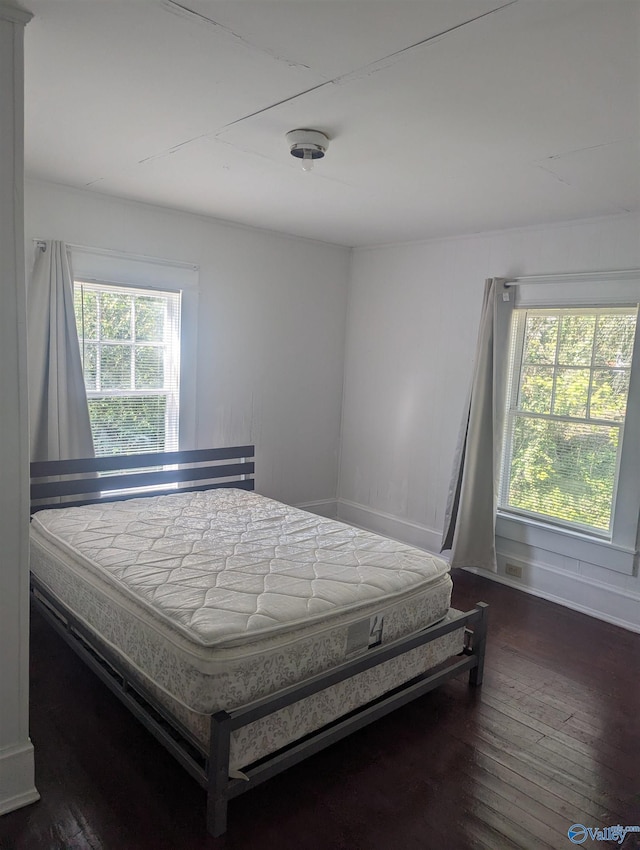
[75,279,182,455]
[500,307,635,538]
[496,271,640,575]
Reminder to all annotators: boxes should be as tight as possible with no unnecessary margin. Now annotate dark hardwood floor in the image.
[1,569,639,850]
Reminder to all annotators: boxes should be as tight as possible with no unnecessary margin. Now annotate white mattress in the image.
[30,489,455,722]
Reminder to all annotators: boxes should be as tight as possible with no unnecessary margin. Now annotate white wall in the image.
[22,184,640,635]
[0,3,39,816]
[339,212,640,631]
[25,180,351,509]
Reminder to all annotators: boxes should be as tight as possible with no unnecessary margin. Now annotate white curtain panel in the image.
[28,241,95,461]
[441,278,513,571]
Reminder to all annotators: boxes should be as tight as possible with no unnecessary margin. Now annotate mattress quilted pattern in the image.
[31,489,449,647]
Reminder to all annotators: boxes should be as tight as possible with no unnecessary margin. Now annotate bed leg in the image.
[469,602,488,687]
[207,710,232,837]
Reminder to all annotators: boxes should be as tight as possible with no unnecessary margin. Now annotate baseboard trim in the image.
[334,499,640,633]
[462,566,640,634]
[0,788,41,817]
[296,499,338,519]
[332,498,640,633]
[337,499,442,553]
[0,740,39,815]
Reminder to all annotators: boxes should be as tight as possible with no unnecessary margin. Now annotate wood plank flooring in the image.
[1,569,639,850]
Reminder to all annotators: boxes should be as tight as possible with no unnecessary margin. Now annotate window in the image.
[74,281,181,456]
[499,306,638,537]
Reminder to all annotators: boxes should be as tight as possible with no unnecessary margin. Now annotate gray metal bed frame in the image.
[30,446,488,838]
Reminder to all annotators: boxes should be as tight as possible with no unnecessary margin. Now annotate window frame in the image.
[74,278,182,457]
[499,305,635,539]
[495,270,640,576]
[70,247,199,453]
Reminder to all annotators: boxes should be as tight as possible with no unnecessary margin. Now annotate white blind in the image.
[74,281,181,456]
[500,306,638,535]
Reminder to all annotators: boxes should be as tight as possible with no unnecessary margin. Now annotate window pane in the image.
[135,346,164,389]
[502,306,638,537]
[558,315,595,366]
[595,313,636,367]
[75,280,180,456]
[518,366,553,414]
[590,369,630,422]
[88,396,166,456]
[81,342,98,390]
[100,292,132,340]
[100,344,131,389]
[522,315,558,364]
[135,296,165,342]
[506,416,618,532]
[74,288,98,339]
[553,368,590,418]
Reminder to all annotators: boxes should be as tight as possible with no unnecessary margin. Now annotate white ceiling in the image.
[24,0,640,247]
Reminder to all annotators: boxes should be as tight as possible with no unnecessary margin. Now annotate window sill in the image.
[496,512,637,575]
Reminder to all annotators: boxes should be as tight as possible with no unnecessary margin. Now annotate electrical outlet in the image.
[505,562,523,578]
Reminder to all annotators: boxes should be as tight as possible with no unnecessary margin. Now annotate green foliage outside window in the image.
[508,418,618,531]
[503,308,637,533]
[74,282,178,457]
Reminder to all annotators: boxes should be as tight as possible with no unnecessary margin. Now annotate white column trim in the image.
[0,742,39,815]
[0,3,32,25]
[0,6,37,816]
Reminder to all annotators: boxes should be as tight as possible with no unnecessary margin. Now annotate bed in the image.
[29,446,488,838]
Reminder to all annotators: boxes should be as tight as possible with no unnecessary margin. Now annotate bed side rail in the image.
[30,445,255,512]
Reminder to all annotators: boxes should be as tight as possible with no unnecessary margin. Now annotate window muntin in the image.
[499,307,638,536]
[74,281,181,456]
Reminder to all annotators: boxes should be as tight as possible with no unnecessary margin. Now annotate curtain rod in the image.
[31,239,198,271]
[503,269,640,288]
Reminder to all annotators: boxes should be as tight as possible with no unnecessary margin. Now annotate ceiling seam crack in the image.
[141,0,521,160]
[541,140,624,161]
[138,134,212,165]
[217,0,520,131]
[364,0,520,65]
[161,0,319,74]
[535,164,573,187]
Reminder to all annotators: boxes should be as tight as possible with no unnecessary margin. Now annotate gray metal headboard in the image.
[30,445,255,512]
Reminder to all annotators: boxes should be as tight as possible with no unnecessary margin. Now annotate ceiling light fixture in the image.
[286,129,329,172]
